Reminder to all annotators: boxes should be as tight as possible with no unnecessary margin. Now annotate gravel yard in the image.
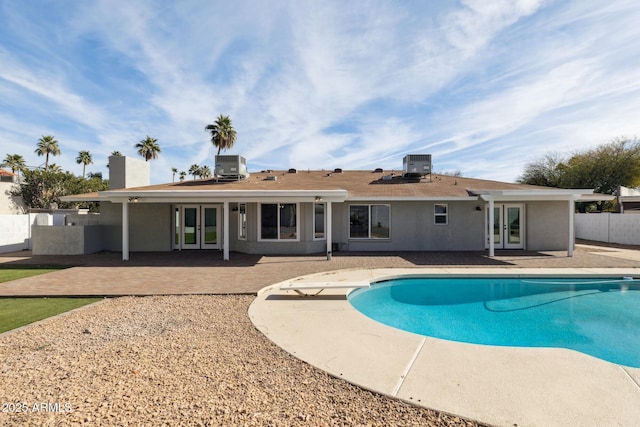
[0,295,481,426]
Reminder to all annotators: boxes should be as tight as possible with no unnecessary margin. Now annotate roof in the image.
[61,170,604,203]
[0,169,17,177]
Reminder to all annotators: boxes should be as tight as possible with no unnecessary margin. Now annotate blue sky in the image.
[1,0,639,184]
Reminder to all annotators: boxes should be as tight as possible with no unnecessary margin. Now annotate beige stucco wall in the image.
[526,201,570,251]
[32,225,103,255]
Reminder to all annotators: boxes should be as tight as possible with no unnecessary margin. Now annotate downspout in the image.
[122,202,129,261]
[326,201,332,260]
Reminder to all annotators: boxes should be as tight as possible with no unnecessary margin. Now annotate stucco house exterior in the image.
[51,154,605,260]
[0,169,26,214]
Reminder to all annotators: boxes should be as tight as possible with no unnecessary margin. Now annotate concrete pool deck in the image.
[249,267,640,427]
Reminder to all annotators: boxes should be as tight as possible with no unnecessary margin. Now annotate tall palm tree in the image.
[3,154,26,177]
[171,167,178,182]
[200,165,212,179]
[134,136,161,161]
[111,151,122,156]
[34,135,61,170]
[47,163,63,173]
[205,115,237,155]
[188,164,201,180]
[179,171,186,182]
[76,150,93,178]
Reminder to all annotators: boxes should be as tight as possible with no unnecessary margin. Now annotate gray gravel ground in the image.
[0,295,483,426]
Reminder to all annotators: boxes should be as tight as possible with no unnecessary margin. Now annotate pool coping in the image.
[249,267,640,427]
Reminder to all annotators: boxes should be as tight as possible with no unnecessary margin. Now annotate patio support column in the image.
[326,201,332,260]
[223,201,230,261]
[122,202,129,261]
[488,198,495,257]
[568,198,575,257]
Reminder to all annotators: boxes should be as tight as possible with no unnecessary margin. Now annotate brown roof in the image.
[114,170,550,198]
[0,169,17,177]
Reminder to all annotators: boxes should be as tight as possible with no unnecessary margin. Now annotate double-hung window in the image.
[259,203,299,240]
[349,204,390,239]
[434,203,448,225]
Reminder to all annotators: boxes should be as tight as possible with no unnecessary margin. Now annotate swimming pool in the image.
[348,277,640,367]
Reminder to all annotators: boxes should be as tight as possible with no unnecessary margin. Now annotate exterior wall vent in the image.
[403,154,432,178]
[215,155,249,180]
[333,168,343,173]
[373,168,383,173]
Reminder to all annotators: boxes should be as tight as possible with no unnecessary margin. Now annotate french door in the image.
[486,204,524,249]
[177,205,221,249]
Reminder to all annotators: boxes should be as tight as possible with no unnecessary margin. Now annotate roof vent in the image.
[382,175,394,181]
[333,168,343,173]
[265,175,277,181]
[403,154,431,178]
[373,168,383,173]
[288,168,297,174]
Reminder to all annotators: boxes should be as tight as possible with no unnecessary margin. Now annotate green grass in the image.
[0,298,102,334]
[0,267,101,333]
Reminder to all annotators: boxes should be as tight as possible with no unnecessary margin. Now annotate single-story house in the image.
[54,154,609,260]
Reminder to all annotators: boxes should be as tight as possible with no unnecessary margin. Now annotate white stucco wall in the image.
[576,213,640,245]
[0,214,32,252]
[0,182,26,214]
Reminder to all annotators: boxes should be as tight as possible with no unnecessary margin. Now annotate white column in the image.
[488,198,495,257]
[122,202,129,261]
[223,201,230,261]
[326,202,332,260]
[568,198,575,257]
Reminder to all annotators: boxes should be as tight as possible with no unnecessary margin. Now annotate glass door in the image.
[182,205,200,249]
[201,206,220,249]
[486,204,524,249]
[179,205,221,249]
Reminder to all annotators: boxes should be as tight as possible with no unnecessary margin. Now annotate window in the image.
[238,203,247,240]
[313,203,325,240]
[349,204,390,239]
[259,203,298,240]
[434,203,448,225]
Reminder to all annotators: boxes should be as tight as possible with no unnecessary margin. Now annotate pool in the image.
[348,277,640,367]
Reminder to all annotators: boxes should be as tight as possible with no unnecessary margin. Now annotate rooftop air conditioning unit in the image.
[215,155,249,180]
[403,154,432,178]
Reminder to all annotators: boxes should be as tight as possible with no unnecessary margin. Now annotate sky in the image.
[1,0,639,184]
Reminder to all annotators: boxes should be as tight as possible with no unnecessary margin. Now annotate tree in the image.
[111,151,122,156]
[135,136,161,161]
[76,150,93,178]
[205,115,237,155]
[200,165,212,178]
[179,171,186,182]
[171,167,178,182]
[189,164,201,180]
[34,135,61,170]
[3,154,26,177]
[518,153,566,188]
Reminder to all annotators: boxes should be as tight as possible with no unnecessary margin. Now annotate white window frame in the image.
[348,204,391,240]
[258,202,300,242]
[434,203,448,225]
[313,203,326,241]
[238,203,247,240]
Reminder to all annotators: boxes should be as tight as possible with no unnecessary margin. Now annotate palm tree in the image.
[135,136,161,161]
[3,154,26,177]
[34,135,61,170]
[179,171,186,182]
[171,167,178,182]
[47,163,63,173]
[111,151,122,156]
[76,150,93,178]
[189,164,201,180]
[200,165,212,179]
[205,115,237,155]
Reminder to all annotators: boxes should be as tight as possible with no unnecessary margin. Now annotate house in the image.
[618,186,640,213]
[0,169,26,214]
[53,154,605,259]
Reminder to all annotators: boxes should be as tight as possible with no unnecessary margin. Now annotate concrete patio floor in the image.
[250,266,640,427]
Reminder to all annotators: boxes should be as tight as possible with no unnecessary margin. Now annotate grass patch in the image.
[0,267,63,284]
[0,298,102,334]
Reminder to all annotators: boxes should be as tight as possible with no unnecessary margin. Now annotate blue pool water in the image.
[348,277,640,367]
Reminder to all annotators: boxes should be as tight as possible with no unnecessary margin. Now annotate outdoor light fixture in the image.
[315,196,323,201]
[128,196,139,203]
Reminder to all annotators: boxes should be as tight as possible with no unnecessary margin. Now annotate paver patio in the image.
[0,242,638,296]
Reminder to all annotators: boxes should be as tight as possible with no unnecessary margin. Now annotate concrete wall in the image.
[526,201,569,251]
[0,182,26,214]
[129,203,172,251]
[576,213,640,245]
[32,225,102,255]
[0,214,33,252]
